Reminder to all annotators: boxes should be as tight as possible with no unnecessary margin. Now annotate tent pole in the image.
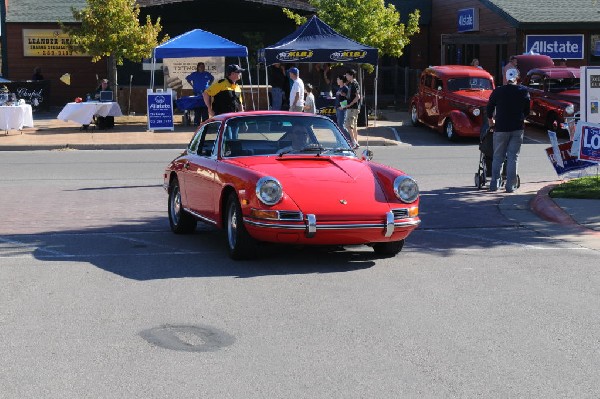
[265,64,270,110]
[374,64,378,127]
[241,57,256,111]
[150,50,155,90]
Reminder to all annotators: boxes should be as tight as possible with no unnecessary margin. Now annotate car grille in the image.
[391,208,409,219]
[278,211,303,221]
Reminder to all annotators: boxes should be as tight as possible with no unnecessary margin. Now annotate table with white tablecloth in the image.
[57,102,123,125]
[0,104,34,132]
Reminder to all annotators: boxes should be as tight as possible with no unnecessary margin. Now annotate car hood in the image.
[448,90,492,106]
[231,156,394,219]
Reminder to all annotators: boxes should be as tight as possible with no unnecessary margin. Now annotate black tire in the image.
[475,173,486,190]
[410,104,421,126]
[445,120,458,141]
[373,240,404,257]
[225,193,258,260]
[168,177,197,234]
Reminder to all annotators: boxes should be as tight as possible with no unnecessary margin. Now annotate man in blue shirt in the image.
[486,68,531,193]
[186,62,214,125]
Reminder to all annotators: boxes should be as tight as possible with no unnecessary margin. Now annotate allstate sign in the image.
[526,35,584,59]
[457,8,479,32]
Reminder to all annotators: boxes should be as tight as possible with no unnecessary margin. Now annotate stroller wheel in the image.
[474,172,485,189]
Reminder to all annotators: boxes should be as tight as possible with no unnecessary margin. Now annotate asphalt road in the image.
[1,135,599,398]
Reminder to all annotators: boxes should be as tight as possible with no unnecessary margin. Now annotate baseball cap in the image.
[289,67,299,75]
[505,68,519,83]
[226,64,245,74]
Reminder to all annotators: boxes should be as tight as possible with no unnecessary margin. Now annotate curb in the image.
[530,184,600,236]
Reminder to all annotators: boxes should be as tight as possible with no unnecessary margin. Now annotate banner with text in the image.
[22,29,88,57]
[162,57,224,92]
[525,34,584,59]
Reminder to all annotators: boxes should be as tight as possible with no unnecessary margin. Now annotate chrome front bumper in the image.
[243,211,420,238]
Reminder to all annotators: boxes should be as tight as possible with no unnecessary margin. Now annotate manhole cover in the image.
[139,324,235,352]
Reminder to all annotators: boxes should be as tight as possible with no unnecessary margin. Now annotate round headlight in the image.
[565,104,575,115]
[472,108,481,116]
[256,177,283,206]
[393,175,419,203]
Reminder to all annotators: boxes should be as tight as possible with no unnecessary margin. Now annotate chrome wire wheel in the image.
[445,120,458,141]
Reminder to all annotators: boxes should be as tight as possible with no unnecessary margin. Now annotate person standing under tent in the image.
[268,63,287,110]
[303,83,316,114]
[288,67,305,112]
[342,69,361,149]
[203,64,245,117]
[185,62,214,125]
[334,74,350,141]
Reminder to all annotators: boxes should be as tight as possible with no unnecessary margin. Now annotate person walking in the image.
[185,62,214,125]
[486,68,530,193]
[342,69,361,149]
[288,67,305,112]
[203,64,245,117]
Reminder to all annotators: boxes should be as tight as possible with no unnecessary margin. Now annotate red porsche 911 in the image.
[163,111,420,260]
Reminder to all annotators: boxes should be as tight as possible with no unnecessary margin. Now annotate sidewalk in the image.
[0,110,401,151]
[1,109,597,242]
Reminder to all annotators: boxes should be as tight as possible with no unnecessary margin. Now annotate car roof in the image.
[425,65,493,79]
[527,67,580,79]
[514,54,555,75]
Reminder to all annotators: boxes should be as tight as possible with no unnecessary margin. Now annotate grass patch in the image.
[550,175,600,199]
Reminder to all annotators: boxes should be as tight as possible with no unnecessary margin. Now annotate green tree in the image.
[61,0,168,99]
[284,0,420,65]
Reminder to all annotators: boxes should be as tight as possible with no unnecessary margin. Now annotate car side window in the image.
[197,122,220,157]
[188,129,202,153]
[424,74,433,89]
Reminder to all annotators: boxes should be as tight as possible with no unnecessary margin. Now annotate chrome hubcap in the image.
[446,122,453,138]
[171,187,181,224]
[227,202,238,249]
[411,106,417,122]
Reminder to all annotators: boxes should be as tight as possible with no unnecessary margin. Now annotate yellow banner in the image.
[23,29,88,57]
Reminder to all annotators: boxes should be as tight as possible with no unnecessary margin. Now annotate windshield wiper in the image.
[278,144,325,156]
[321,147,354,155]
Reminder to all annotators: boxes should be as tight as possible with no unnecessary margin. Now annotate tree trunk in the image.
[109,55,118,103]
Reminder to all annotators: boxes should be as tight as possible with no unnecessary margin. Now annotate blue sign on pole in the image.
[147,89,174,131]
[525,35,584,59]
[457,8,479,32]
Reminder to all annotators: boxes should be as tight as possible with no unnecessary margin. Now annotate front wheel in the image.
[445,120,458,141]
[410,104,421,126]
[226,193,258,260]
[373,240,404,257]
[168,177,197,234]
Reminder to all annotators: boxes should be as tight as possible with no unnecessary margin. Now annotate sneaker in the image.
[352,142,360,149]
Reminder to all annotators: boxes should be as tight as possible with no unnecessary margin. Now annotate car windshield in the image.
[546,77,580,92]
[221,115,355,158]
[447,77,493,91]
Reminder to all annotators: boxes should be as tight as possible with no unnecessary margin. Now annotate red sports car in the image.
[163,111,420,260]
[410,66,495,141]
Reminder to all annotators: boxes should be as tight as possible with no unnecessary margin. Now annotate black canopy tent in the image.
[259,16,379,122]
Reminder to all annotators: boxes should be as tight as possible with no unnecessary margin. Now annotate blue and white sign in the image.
[526,35,584,59]
[147,89,174,131]
[579,123,600,163]
[457,8,479,32]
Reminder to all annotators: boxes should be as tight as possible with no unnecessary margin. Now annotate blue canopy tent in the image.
[151,29,255,109]
[259,16,379,120]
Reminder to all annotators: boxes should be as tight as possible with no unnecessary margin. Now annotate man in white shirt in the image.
[288,67,305,112]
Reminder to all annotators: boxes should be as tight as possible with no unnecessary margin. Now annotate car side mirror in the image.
[437,86,443,91]
[361,149,373,161]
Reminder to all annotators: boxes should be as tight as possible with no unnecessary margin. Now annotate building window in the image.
[590,35,600,63]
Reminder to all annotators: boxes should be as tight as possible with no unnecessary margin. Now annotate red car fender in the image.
[447,110,474,134]
[368,163,419,206]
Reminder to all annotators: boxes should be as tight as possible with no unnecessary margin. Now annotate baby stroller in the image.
[474,128,520,190]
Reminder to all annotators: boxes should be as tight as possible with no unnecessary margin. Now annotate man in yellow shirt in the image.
[203,64,245,117]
